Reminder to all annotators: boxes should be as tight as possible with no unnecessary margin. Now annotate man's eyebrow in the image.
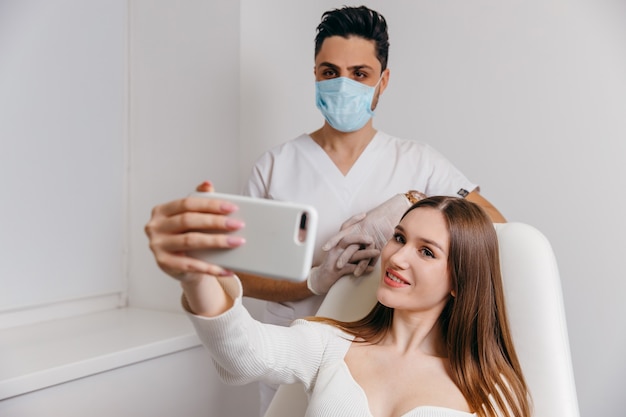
[317,62,339,70]
[347,64,375,72]
[317,62,375,72]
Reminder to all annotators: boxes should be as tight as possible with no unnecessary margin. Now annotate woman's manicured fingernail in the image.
[221,202,239,212]
[227,236,245,246]
[225,219,244,229]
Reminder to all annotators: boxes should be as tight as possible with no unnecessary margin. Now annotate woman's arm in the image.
[185,277,342,390]
[180,273,234,317]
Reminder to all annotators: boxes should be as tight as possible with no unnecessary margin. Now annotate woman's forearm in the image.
[180,274,234,317]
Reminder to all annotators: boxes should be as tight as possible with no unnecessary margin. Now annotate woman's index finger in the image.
[160,194,239,217]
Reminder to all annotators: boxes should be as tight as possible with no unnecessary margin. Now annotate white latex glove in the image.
[322,191,426,275]
[307,234,380,295]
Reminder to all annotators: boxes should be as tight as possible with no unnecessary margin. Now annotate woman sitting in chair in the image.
[148,194,531,417]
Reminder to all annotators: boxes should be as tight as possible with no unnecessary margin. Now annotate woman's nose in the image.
[388,245,411,269]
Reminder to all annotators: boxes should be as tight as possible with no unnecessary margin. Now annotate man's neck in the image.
[310,122,377,175]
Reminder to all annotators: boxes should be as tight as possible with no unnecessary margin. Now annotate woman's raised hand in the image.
[144,181,245,281]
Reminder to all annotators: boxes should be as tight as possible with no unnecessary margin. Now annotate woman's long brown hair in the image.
[310,196,531,417]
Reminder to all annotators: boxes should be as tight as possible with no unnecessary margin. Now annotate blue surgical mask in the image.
[315,76,381,133]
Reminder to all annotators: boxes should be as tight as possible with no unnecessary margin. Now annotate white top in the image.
[186,276,476,417]
[243,131,477,324]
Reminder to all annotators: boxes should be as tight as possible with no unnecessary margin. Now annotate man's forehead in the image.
[314,36,380,67]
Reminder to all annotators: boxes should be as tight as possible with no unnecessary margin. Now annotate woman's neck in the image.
[383,311,447,358]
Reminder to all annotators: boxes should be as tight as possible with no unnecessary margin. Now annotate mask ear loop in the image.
[369,74,385,112]
[373,73,384,89]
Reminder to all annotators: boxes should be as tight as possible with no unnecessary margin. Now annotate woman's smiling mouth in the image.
[384,269,410,287]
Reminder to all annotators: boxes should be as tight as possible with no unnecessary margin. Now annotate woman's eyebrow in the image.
[396,224,446,254]
[421,237,446,254]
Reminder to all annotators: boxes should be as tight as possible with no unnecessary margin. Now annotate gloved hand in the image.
[322,191,426,275]
[307,234,380,295]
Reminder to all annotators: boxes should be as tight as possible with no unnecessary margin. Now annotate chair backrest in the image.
[264,222,580,417]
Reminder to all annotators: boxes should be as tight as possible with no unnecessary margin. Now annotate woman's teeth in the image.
[387,272,404,284]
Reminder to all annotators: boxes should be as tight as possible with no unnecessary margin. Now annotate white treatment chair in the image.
[264,222,580,417]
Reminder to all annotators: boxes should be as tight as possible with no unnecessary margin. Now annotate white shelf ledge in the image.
[0,307,201,400]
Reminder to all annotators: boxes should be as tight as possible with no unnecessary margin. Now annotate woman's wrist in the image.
[179,274,234,317]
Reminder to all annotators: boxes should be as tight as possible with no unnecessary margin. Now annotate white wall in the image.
[128,0,242,312]
[239,1,626,416]
[1,1,256,416]
[128,1,258,416]
[0,0,127,314]
[2,0,624,416]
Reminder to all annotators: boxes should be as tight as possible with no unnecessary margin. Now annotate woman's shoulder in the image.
[291,318,354,336]
[290,319,355,352]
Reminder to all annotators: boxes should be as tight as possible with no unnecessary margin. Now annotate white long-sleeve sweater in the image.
[186,276,476,417]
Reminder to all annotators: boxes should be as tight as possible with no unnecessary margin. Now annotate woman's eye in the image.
[392,232,405,244]
[421,248,435,258]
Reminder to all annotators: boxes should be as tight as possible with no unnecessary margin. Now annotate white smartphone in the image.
[188,192,318,281]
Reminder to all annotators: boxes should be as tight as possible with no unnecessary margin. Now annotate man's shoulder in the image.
[250,134,314,170]
[376,131,432,152]
[259,133,311,156]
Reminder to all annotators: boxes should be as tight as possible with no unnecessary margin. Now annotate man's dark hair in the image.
[314,6,389,71]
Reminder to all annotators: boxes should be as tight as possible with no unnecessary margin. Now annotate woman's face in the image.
[376,207,453,315]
